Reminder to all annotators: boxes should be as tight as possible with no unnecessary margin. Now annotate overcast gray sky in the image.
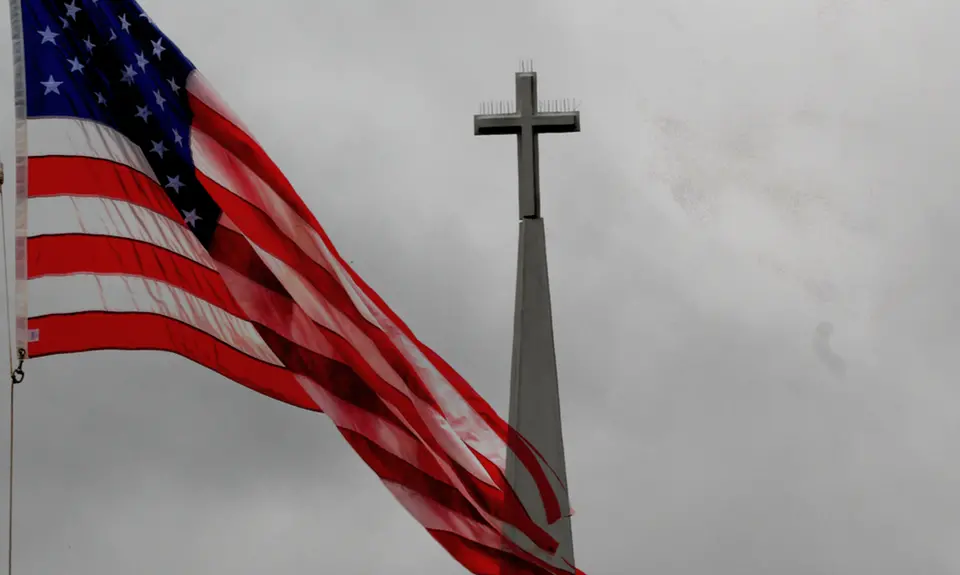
[2,0,960,573]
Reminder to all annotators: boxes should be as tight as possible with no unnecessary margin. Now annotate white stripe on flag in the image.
[30,273,282,366]
[29,195,216,269]
[27,117,157,182]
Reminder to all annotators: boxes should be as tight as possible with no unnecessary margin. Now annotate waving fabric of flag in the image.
[9,1,582,573]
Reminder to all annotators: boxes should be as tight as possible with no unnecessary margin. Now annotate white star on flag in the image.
[40,75,63,95]
[135,51,149,72]
[37,26,58,45]
[151,38,165,59]
[150,141,167,159]
[165,175,185,193]
[121,64,137,84]
[181,209,201,228]
[64,1,81,20]
[135,105,151,122]
[67,57,84,73]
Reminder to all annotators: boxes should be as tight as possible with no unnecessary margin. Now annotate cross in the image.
[474,70,580,219]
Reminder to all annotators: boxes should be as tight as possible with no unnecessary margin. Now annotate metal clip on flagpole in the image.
[9,352,23,387]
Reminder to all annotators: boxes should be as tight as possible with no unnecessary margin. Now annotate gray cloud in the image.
[2,0,960,573]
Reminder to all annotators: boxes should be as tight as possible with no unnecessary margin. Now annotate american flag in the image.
[10,0,582,573]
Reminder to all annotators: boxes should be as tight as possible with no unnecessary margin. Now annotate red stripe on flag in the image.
[28,234,241,315]
[29,156,181,221]
[28,311,317,409]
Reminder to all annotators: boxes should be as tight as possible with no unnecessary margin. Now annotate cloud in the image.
[1,0,960,573]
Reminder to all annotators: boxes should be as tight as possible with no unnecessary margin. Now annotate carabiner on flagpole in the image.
[10,349,24,386]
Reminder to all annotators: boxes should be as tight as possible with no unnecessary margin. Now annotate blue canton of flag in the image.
[22,0,218,244]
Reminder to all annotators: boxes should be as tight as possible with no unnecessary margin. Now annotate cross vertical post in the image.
[473,68,580,569]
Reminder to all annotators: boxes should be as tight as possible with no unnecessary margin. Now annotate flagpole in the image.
[5,2,30,566]
[0,160,10,575]
[0,161,19,575]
